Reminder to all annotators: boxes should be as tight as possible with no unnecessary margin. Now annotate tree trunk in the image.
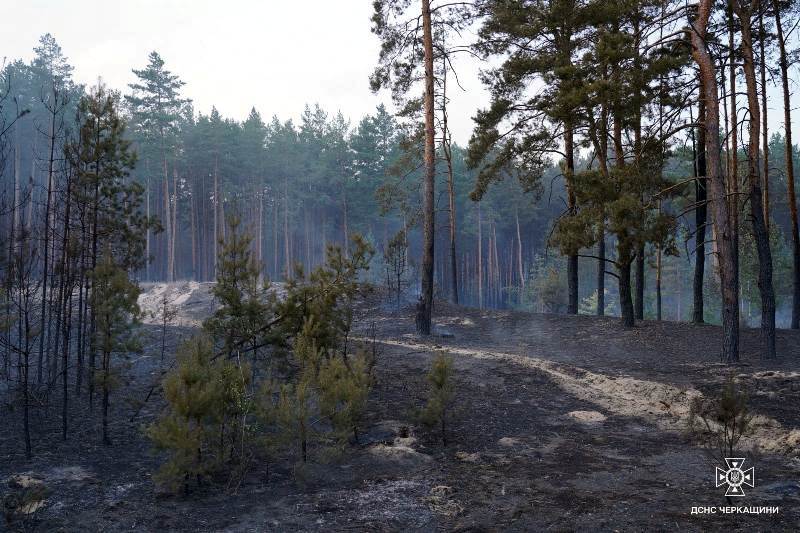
[565,124,579,314]
[442,67,458,305]
[773,1,800,329]
[102,350,111,445]
[691,0,740,363]
[728,1,739,226]
[172,166,179,279]
[213,155,219,275]
[284,177,291,278]
[477,204,483,309]
[619,259,635,327]
[415,0,436,335]
[736,2,776,358]
[758,9,769,230]
[515,208,525,294]
[38,105,58,384]
[693,88,708,324]
[613,112,631,326]
[597,235,605,316]
[635,249,645,320]
[163,155,173,282]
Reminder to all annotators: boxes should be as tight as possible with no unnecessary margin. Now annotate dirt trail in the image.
[370,337,800,458]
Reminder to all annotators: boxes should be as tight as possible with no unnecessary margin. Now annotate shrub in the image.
[688,377,752,461]
[419,352,455,446]
[147,334,251,493]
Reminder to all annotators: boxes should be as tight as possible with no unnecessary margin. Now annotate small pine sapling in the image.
[318,347,374,444]
[147,334,252,493]
[688,377,753,461]
[419,352,455,446]
[274,378,314,464]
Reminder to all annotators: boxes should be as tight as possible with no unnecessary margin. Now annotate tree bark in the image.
[758,9,769,230]
[735,1,776,358]
[619,259,635,327]
[38,100,58,384]
[515,207,525,295]
[693,87,708,324]
[415,0,436,335]
[565,124,579,314]
[163,155,173,282]
[773,1,800,329]
[597,236,605,316]
[477,204,483,309]
[691,0,740,363]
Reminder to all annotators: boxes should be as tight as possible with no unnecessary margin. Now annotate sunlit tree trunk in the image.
[415,0,436,335]
[691,0,740,363]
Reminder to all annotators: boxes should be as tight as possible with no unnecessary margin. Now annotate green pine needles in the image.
[418,352,455,446]
[148,216,376,492]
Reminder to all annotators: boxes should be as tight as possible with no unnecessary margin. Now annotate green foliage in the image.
[125,50,190,154]
[66,85,157,271]
[274,235,374,355]
[688,378,752,461]
[151,228,375,486]
[204,214,274,358]
[579,289,616,316]
[318,348,374,444]
[418,352,455,446]
[91,248,142,420]
[91,249,141,359]
[257,326,375,465]
[524,256,568,313]
[147,334,252,493]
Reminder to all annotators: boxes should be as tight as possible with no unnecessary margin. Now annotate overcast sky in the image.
[2,0,488,144]
[3,1,798,149]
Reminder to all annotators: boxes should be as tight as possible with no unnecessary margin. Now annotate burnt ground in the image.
[2,287,800,532]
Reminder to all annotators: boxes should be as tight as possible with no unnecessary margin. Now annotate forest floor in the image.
[2,283,800,531]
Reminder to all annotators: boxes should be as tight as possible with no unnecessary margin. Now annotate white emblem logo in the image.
[715,458,754,497]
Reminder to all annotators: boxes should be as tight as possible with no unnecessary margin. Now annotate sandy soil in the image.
[2,284,799,531]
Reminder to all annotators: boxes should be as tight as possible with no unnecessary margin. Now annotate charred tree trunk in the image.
[736,2,776,358]
[693,89,708,324]
[597,236,605,316]
[619,259,635,327]
[415,0,436,335]
[565,124,579,314]
[758,9,769,230]
[773,0,800,329]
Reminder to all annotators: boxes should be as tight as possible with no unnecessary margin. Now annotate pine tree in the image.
[147,333,250,492]
[690,0,741,362]
[468,0,588,315]
[126,51,190,281]
[419,352,455,446]
[204,214,273,359]
[90,248,141,445]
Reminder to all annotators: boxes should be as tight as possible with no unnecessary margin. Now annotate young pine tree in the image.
[419,352,455,446]
[147,334,251,493]
[204,214,274,359]
[90,248,141,445]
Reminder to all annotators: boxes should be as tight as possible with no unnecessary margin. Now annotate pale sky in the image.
[3,1,798,149]
[2,0,488,144]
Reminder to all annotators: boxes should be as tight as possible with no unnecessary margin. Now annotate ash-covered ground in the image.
[2,282,800,531]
